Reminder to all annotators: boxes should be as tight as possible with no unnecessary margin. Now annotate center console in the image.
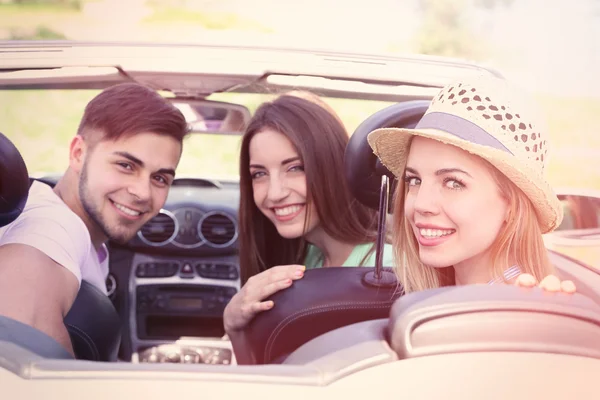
[128,253,240,365]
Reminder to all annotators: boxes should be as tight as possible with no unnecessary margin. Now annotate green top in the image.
[304,242,395,269]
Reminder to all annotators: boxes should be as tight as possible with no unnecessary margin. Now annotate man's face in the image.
[78,132,181,244]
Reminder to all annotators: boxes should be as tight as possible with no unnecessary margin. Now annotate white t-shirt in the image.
[0,181,109,294]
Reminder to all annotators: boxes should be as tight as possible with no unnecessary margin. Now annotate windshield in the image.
[1,89,396,181]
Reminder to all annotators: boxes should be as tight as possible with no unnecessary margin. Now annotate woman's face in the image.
[248,128,320,239]
[403,136,509,271]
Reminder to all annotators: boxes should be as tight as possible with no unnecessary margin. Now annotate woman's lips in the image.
[415,227,456,247]
[272,204,304,222]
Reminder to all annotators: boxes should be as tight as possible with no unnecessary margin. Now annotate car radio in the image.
[135,284,236,340]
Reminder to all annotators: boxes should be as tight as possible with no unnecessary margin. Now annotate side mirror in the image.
[544,190,600,268]
[555,193,600,233]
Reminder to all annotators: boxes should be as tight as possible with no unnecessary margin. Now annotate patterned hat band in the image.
[415,112,511,154]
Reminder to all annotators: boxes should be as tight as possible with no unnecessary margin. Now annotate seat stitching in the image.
[265,302,393,361]
[266,300,394,349]
[264,301,395,361]
[66,323,100,360]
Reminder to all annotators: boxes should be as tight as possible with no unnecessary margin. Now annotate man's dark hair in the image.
[77,83,188,143]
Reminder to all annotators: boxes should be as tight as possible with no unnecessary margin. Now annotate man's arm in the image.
[0,243,79,355]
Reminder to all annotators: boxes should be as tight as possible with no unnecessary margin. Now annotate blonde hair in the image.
[392,143,555,293]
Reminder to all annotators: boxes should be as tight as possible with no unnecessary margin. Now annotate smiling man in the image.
[0,83,188,355]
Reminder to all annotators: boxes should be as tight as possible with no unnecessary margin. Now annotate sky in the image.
[3,0,598,97]
[64,0,600,97]
[483,0,600,97]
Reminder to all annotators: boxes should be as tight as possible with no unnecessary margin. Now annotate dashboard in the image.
[106,178,241,365]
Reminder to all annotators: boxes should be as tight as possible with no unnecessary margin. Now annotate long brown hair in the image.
[392,139,555,293]
[238,95,379,283]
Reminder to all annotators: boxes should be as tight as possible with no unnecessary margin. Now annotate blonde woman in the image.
[368,76,575,294]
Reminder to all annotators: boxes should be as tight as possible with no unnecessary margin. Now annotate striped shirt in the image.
[487,265,522,285]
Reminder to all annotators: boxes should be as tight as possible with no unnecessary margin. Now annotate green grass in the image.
[142,7,272,32]
[0,2,80,21]
[0,3,270,42]
[0,2,81,13]
[8,25,66,40]
[1,89,98,175]
[0,3,80,40]
[2,89,599,191]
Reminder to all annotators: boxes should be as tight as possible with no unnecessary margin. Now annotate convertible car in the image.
[1,41,600,399]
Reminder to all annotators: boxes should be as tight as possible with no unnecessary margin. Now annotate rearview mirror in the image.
[169,99,251,135]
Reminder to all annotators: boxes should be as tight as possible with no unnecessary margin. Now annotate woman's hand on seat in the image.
[515,273,576,293]
[223,264,306,333]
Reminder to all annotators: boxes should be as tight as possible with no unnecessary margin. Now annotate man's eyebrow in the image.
[113,151,144,166]
[113,151,176,177]
[157,168,176,177]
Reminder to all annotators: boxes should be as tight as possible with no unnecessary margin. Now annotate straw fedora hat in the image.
[367,75,562,234]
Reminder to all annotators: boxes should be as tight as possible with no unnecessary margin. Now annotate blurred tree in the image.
[415,0,513,60]
[10,25,67,40]
[474,0,515,8]
[3,0,82,10]
[415,0,480,59]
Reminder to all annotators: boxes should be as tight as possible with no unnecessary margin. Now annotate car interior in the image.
[1,45,600,398]
[2,93,600,376]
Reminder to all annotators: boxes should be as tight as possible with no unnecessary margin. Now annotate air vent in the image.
[172,207,205,249]
[137,210,178,246]
[198,212,237,248]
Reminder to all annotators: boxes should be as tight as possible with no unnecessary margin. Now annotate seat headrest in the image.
[241,267,402,364]
[344,101,430,211]
[388,284,600,360]
[0,132,29,227]
[64,280,122,361]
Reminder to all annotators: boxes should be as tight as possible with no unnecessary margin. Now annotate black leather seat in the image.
[0,132,29,227]
[64,280,121,361]
[237,101,430,365]
[242,267,401,364]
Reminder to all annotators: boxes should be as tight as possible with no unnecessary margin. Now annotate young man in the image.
[0,83,189,355]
